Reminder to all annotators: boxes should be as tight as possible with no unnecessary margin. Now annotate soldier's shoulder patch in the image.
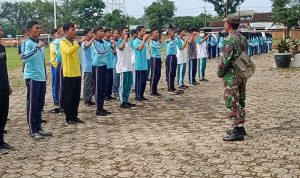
[224,36,234,45]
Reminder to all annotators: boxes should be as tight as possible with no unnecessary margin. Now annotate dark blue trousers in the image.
[95,65,107,110]
[166,55,177,90]
[26,79,46,134]
[189,59,197,84]
[211,46,217,58]
[106,68,113,98]
[51,63,62,106]
[150,57,162,94]
[135,70,147,99]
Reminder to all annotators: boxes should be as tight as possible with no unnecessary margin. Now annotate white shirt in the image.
[177,38,189,64]
[116,40,134,73]
[197,37,208,59]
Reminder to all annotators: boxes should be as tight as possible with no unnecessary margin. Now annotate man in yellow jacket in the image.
[59,22,84,125]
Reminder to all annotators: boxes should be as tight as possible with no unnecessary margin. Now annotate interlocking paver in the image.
[0,53,300,177]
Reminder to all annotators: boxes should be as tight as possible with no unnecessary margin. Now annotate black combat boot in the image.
[226,126,247,136]
[223,127,244,141]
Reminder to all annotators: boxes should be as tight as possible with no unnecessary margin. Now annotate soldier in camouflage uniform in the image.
[217,16,248,141]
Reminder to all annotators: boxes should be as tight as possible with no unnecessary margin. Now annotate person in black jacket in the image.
[0,24,14,154]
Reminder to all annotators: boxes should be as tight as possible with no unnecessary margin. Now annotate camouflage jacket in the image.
[217,31,248,78]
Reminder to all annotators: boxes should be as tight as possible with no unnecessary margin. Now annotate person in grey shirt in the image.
[188,28,199,86]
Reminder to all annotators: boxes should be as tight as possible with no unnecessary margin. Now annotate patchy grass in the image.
[5,47,50,70]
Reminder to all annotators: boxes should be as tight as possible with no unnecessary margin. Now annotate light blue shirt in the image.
[150,40,166,58]
[53,38,62,63]
[217,37,224,48]
[133,38,148,71]
[81,41,93,73]
[92,39,111,67]
[104,39,114,69]
[166,39,177,56]
[22,38,46,81]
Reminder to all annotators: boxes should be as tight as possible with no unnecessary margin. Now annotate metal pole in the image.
[204,7,207,27]
[225,0,228,17]
[54,0,57,28]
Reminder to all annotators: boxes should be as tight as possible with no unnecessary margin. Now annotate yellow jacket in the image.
[49,42,59,68]
[59,38,81,77]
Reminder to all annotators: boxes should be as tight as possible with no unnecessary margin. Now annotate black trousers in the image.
[166,55,177,90]
[189,59,197,84]
[106,68,113,98]
[95,66,107,110]
[150,57,162,94]
[0,90,9,144]
[135,70,147,99]
[61,77,81,122]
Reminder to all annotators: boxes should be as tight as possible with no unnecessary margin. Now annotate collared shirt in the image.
[196,37,208,58]
[188,40,197,59]
[104,39,114,69]
[150,40,165,58]
[59,37,81,77]
[50,41,58,68]
[53,38,63,63]
[166,39,177,56]
[92,39,111,67]
[22,37,46,81]
[0,44,9,90]
[176,38,189,64]
[116,38,134,73]
[133,38,148,71]
[81,41,93,73]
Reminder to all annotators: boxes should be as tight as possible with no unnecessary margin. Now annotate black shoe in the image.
[226,127,247,136]
[103,109,112,115]
[223,127,244,142]
[0,142,15,151]
[74,118,85,124]
[31,132,46,140]
[60,109,65,114]
[41,119,47,124]
[167,89,176,93]
[105,96,112,101]
[120,103,131,108]
[151,92,161,96]
[51,108,60,114]
[66,120,76,125]
[200,78,209,82]
[126,102,137,107]
[179,85,186,90]
[84,102,93,108]
[141,97,149,101]
[3,130,7,134]
[135,98,143,102]
[96,110,108,116]
[38,130,53,137]
[89,101,96,105]
[182,85,188,89]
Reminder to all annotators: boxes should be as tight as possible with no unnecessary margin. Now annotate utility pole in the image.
[54,0,57,28]
[203,7,207,27]
[225,0,228,17]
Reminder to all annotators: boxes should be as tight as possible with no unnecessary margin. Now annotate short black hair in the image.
[130,29,137,36]
[63,22,75,31]
[83,28,92,35]
[150,28,159,34]
[104,28,111,33]
[121,26,129,31]
[136,26,145,32]
[26,21,39,31]
[57,25,63,31]
[189,27,197,33]
[94,26,103,33]
[177,28,185,34]
[51,29,58,36]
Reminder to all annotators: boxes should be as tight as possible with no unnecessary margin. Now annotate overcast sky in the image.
[6,0,272,17]
[124,0,272,17]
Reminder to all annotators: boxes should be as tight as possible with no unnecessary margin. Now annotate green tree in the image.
[69,0,106,28]
[172,13,217,30]
[203,0,245,17]
[271,0,300,32]
[103,9,128,29]
[144,0,176,29]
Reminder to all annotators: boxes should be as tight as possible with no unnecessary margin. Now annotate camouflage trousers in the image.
[223,76,247,127]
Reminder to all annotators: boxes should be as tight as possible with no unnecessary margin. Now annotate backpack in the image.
[232,52,256,79]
